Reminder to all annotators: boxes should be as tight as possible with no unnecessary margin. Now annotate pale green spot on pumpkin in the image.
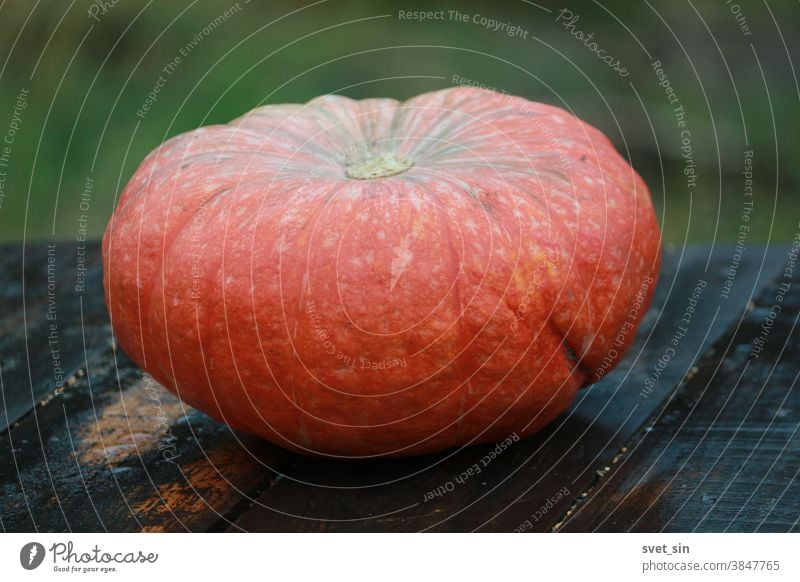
[345,152,413,180]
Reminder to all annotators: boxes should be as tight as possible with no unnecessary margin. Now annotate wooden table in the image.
[1,241,797,532]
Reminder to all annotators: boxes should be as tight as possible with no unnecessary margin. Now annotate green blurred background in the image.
[0,0,797,243]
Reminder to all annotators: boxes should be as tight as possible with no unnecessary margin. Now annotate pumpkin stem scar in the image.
[345,152,413,180]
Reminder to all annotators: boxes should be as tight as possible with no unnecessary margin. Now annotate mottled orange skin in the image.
[103,87,661,458]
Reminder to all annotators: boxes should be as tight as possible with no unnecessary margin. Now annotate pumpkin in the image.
[103,87,660,458]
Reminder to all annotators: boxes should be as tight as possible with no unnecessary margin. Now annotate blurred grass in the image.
[0,0,797,243]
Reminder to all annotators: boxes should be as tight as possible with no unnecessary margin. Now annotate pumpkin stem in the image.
[345,152,413,180]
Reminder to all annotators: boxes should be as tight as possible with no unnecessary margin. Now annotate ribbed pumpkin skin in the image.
[103,87,660,458]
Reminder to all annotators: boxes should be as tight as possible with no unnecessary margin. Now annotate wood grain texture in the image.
[559,246,800,532]
[0,345,287,532]
[0,242,105,433]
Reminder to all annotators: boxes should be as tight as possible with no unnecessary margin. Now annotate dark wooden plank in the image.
[0,345,288,532]
[560,245,800,532]
[0,242,81,326]
[0,243,26,307]
[230,244,789,532]
[0,241,105,433]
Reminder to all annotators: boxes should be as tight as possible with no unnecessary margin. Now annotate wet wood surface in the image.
[0,240,797,532]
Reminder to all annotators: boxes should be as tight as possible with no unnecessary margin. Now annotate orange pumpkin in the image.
[103,87,660,457]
